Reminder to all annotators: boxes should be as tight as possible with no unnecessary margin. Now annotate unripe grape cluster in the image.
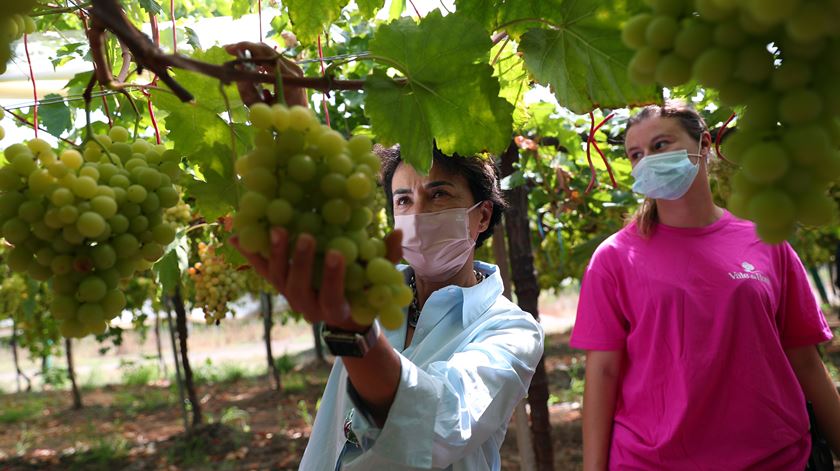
[1,0,37,75]
[188,242,247,325]
[233,103,411,329]
[623,0,840,242]
[0,127,182,338]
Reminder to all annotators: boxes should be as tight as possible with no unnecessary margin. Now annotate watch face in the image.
[323,334,365,357]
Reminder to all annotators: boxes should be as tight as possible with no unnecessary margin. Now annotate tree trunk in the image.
[261,292,282,391]
[166,298,189,432]
[501,143,555,471]
[154,311,168,379]
[313,322,326,363]
[493,225,537,471]
[172,287,202,427]
[11,318,31,393]
[65,338,83,410]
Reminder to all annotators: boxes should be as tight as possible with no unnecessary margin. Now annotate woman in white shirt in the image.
[233,144,544,470]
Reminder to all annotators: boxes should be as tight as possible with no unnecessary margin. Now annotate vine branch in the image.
[87,0,372,103]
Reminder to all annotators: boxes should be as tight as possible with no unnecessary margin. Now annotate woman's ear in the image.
[477,201,492,234]
[700,131,713,159]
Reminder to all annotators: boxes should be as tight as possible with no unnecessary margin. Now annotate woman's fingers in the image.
[318,250,354,328]
[284,234,320,320]
[384,229,403,264]
[267,227,290,293]
[230,236,270,280]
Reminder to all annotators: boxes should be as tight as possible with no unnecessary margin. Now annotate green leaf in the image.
[518,12,659,113]
[388,0,405,19]
[184,167,238,221]
[364,11,513,172]
[357,0,386,18]
[286,0,350,45]
[185,27,202,50]
[231,0,252,19]
[153,230,189,296]
[39,93,72,137]
[138,0,163,15]
[455,0,562,36]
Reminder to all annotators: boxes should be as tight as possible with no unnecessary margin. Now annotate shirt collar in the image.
[399,261,503,329]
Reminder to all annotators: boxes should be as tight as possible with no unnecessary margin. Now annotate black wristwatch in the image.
[321,321,381,358]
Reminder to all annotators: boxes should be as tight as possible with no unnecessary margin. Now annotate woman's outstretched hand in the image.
[223,41,308,108]
[231,228,403,332]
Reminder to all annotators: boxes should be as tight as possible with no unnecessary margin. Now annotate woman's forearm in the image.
[583,350,624,471]
[786,345,840,455]
[343,332,402,427]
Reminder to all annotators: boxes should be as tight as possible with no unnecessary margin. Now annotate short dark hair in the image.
[376,144,507,247]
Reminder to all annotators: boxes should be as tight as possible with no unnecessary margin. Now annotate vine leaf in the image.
[153,229,189,296]
[39,93,72,137]
[364,11,512,173]
[138,0,163,16]
[357,0,386,18]
[515,0,659,113]
[286,0,350,45]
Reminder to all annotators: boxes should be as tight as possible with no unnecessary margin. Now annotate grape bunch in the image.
[623,0,840,242]
[188,242,247,325]
[233,103,411,330]
[0,126,182,338]
[1,0,37,75]
[164,198,192,225]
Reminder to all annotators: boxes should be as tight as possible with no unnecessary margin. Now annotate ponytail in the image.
[630,198,658,237]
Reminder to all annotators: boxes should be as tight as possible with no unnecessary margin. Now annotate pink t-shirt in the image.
[570,210,833,470]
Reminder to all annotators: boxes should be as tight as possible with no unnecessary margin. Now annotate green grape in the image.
[713,20,746,47]
[735,44,773,83]
[242,169,276,195]
[271,104,291,131]
[327,236,359,263]
[239,191,268,220]
[238,224,269,254]
[249,103,274,130]
[778,89,822,125]
[151,223,176,245]
[622,13,653,49]
[51,296,78,320]
[78,302,104,328]
[3,217,29,244]
[318,130,347,158]
[322,198,352,225]
[695,0,736,21]
[59,150,83,170]
[739,92,778,131]
[718,81,755,108]
[654,53,691,87]
[742,141,790,183]
[7,246,33,272]
[140,242,164,261]
[130,215,149,234]
[18,199,44,222]
[346,173,372,200]
[346,207,373,231]
[673,20,713,59]
[0,166,21,191]
[347,135,373,159]
[771,59,812,91]
[629,47,661,81]
[77,276,107,302]
[645,15,680,50]
[102,289,126,318]
[266,198,294,226]
[746,0,800,26]
[90,195,117,219]
[379,305,404,330]
[692,48,735,88]
[141,192,160,213]
[781,124,832,165]
[113,233,140,258]
[77,211,107,238]
[749,188,796,230]
[11,153,37,176]
[108,125,130,143]
[796,190,837,226]
[785,2,829,43]
[126,184,147,203]
[91,244,117,270]
[72,176,98,199]
[755,223,794,245]
[326,153,355,175]
[288,154,317,182]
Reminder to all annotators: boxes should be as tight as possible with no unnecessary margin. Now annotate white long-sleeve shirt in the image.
[299,261,545,470]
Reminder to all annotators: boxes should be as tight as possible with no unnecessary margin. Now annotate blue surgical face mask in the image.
[631,142,704,200]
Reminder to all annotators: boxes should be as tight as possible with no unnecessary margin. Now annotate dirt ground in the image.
[0,331,586,471]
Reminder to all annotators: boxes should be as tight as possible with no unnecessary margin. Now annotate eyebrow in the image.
[626,133,675,155]
[392,180,455,195]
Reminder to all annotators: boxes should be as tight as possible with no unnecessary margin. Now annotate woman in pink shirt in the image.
[571,100,840,470]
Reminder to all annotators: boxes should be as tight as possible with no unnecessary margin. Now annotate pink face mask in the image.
[393,202,483,282]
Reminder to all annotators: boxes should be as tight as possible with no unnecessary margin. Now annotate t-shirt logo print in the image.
[729,261,770,284]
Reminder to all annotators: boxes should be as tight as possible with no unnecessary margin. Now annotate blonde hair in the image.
[625,100,709,237]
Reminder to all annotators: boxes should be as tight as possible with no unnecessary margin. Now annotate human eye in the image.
[395,196,411,206]
[431,189,450,199]
[653,139,670,150]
